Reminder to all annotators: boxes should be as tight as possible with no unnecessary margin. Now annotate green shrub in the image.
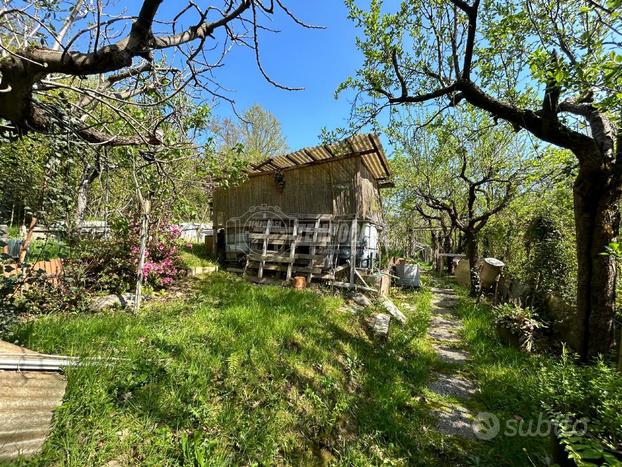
[72,223,186,294]
[180,242,216,268]
[539,350,622,465]
[72,234,137,294]
[523,214,575,305]
[16,266,90,316]
[493,303,544,351]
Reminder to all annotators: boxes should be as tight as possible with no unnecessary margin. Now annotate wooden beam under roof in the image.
[248,134,392,182]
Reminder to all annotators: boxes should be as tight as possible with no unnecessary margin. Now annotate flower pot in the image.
[292,276,307,290]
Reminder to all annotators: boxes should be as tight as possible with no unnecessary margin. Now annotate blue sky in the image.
[199,2,365,151]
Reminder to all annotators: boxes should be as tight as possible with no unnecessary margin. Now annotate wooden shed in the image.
[212,134,392,284]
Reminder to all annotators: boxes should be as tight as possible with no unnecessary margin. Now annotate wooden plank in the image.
[249,233,297,241]
[247,277,284,285]
[354,268,371,289]
[249,253,325,262]
[258,219,272,280]
[298,227,331,234]
[246,263,323,274]
[286,219,299,280]
[331,281,378,294]
[307,218,322,283]
[349,218,358,286]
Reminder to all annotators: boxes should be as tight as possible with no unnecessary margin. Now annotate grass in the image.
[433,276,622,466]
[8,272,619,465]
[445,280,552,465]
[180,243,217,268]
[7,273,461,466]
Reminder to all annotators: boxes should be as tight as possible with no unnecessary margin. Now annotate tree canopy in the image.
[342,0,622,358]
[0,1,315,146]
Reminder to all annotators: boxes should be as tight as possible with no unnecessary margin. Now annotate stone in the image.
[428,315,462,342]
[352,292,372,307]
[369,313,390,337]
[381,298,407,324]
[434,404,476,439]
[428,374,477,399]
[434,345,469,365]
[91,293,135,312]
[339,304,361,315]
[428,326,460,342]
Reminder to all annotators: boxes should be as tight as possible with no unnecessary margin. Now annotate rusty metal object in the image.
[292,276,307,289]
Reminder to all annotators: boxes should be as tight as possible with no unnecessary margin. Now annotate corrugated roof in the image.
[249,133,392,183]
[0,341,67,461]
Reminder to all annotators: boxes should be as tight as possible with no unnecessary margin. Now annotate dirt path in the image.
[427,287,478,439]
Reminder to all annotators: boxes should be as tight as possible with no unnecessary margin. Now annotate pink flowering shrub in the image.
[136,224,185,289]
[75,221,185,294]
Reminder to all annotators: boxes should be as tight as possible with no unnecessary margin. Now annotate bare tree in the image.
[344,0,622,359]
[0,1,318,146]
[416,149,518,295]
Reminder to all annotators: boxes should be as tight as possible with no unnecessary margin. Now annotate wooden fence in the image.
[1,259,64,286]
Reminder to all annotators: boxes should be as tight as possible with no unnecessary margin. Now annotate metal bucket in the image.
[480,258,505,288]
[395,263,420,288]
[455,259,470,287]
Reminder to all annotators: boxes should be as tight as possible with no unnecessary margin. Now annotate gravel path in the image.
[427,287,477,439]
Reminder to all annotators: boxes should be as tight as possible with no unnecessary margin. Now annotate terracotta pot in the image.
[293,276,307,289]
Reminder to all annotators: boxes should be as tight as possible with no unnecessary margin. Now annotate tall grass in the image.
[180,243,217,268]
[8,273,456,466]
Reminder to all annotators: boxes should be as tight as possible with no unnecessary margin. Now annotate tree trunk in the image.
[74,163,100,229]
[135,199,151,313]
[573,169,619,360]
[9,202,15,226]
[443,234,454,274]
[465,229,479,296]
[430,230,440,272]
[74,177,90,228]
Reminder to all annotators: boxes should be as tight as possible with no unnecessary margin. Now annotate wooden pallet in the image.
[243,215,334,283]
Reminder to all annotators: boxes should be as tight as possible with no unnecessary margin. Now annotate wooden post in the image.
[380,271,391,297]
[286,218,299,281]
[349,218,358,287]
[135,199,151,313]
[307,217,321,283]
[18,217,37,264]
[258,219,272,279]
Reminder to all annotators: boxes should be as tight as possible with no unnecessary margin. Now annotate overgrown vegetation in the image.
[6,273,620,465]
[6,274,446,465]
[180,243,217,268]
[449,279,622,466]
